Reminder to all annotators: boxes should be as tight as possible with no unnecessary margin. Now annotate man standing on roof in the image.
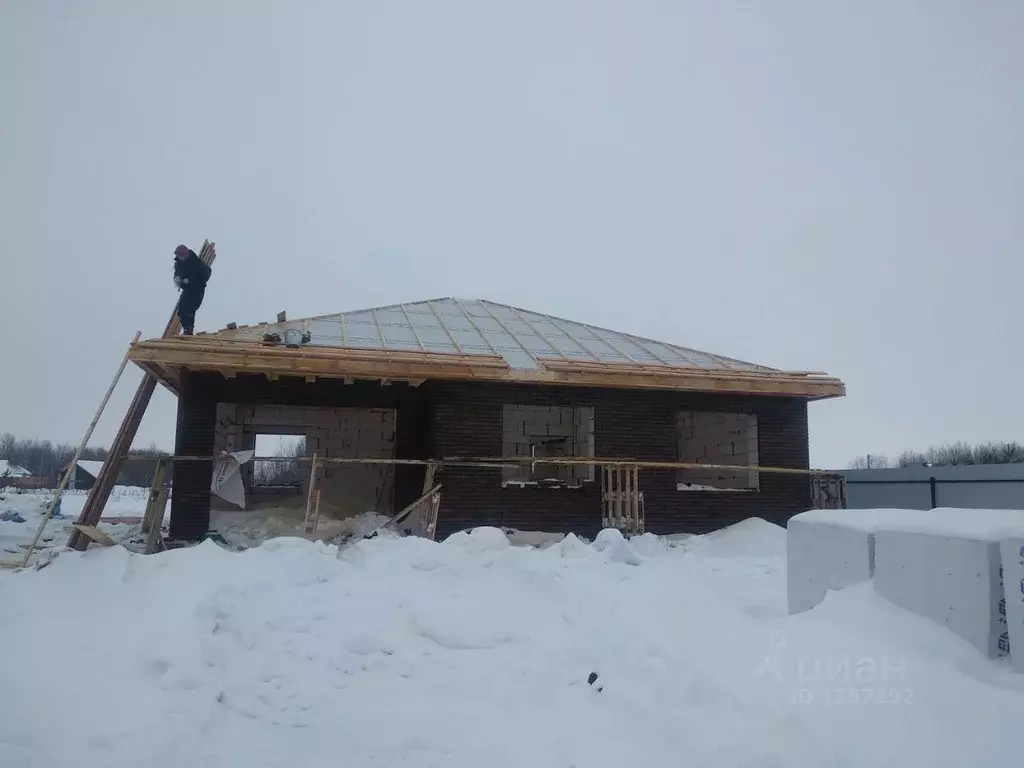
[173,244,212,336]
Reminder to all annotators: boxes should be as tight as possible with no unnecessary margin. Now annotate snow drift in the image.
[1,520,1023,767]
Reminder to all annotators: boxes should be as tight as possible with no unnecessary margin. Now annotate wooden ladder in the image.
[67,241,217,551]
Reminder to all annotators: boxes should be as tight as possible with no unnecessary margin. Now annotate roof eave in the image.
[129,338,845,400]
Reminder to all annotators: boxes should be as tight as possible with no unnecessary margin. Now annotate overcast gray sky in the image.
[1,1,1021,469]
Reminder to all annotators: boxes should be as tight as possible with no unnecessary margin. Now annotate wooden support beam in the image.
[72,524,116,547]
[120,451,840,477]
[303,453,319,534]
[141,460,170,554]
[422,462,438,495]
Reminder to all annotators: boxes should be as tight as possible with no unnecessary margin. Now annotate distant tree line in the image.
[253,436,307,486]
[0,432,171,488]
[848,441,1024,470]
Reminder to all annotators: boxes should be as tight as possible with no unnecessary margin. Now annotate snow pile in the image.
[211,508,394,549]
[2,519,1023,767]
[686,516,789,559]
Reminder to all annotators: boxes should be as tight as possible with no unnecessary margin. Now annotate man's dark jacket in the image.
[174,250,212,291]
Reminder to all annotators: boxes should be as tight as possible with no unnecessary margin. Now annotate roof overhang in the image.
[128,337,846,400]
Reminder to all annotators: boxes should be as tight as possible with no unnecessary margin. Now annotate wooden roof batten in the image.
[127,335,845,399]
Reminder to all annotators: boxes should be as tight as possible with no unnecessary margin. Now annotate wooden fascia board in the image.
[128,345,506,382]
[139,337,510,368]
[128,343,845,399]
[539,359,843,389]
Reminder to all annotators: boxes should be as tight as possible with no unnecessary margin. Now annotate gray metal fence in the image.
[837,464,1024,510]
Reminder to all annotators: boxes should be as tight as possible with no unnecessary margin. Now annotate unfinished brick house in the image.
[127,298,845,540]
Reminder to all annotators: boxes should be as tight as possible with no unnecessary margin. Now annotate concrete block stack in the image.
[787,507,1024,670]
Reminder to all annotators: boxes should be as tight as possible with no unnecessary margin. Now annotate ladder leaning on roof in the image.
[66,240,217,552]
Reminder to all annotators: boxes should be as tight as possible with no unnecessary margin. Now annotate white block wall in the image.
[214,403,242,456]
[313,408,396,518]
[787,516,875,615]
[874,530,1007,659]
[501,405,594,484]
[677,411,758,489]
[213,404,396,518]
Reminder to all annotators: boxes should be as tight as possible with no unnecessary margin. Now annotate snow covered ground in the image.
[1,518,1022,767]
[0,486,154,563]
[1,485,395,563]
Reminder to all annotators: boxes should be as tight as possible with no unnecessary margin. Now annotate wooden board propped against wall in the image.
[68,240,217,551]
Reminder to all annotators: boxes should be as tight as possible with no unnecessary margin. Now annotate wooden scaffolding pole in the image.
[16,331,142,566]
[303,453,319,536]
[68,240,216,551]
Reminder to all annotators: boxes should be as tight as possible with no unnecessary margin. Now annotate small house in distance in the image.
[127,298,845,541]
[61,460,108,491]
[0,459,35,489]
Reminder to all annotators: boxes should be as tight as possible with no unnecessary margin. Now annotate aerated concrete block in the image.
[999,536,1024,672]
[787,515,875,615]
[874,529,1006,659]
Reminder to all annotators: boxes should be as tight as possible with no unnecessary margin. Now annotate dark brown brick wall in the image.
[169,370,217,540]
[426,381,810,538]
[170,372,811,540]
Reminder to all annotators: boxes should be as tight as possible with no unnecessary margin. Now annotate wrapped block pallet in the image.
[787,513,875,615]
[1000,536,1024,673]
[873,529,1005,659]
[787,507,1024,670]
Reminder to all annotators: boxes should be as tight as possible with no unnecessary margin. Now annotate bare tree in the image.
[896,441,1024,467]
[0,432,156,485]
[253,436,307,486]
[848,454,895,470]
